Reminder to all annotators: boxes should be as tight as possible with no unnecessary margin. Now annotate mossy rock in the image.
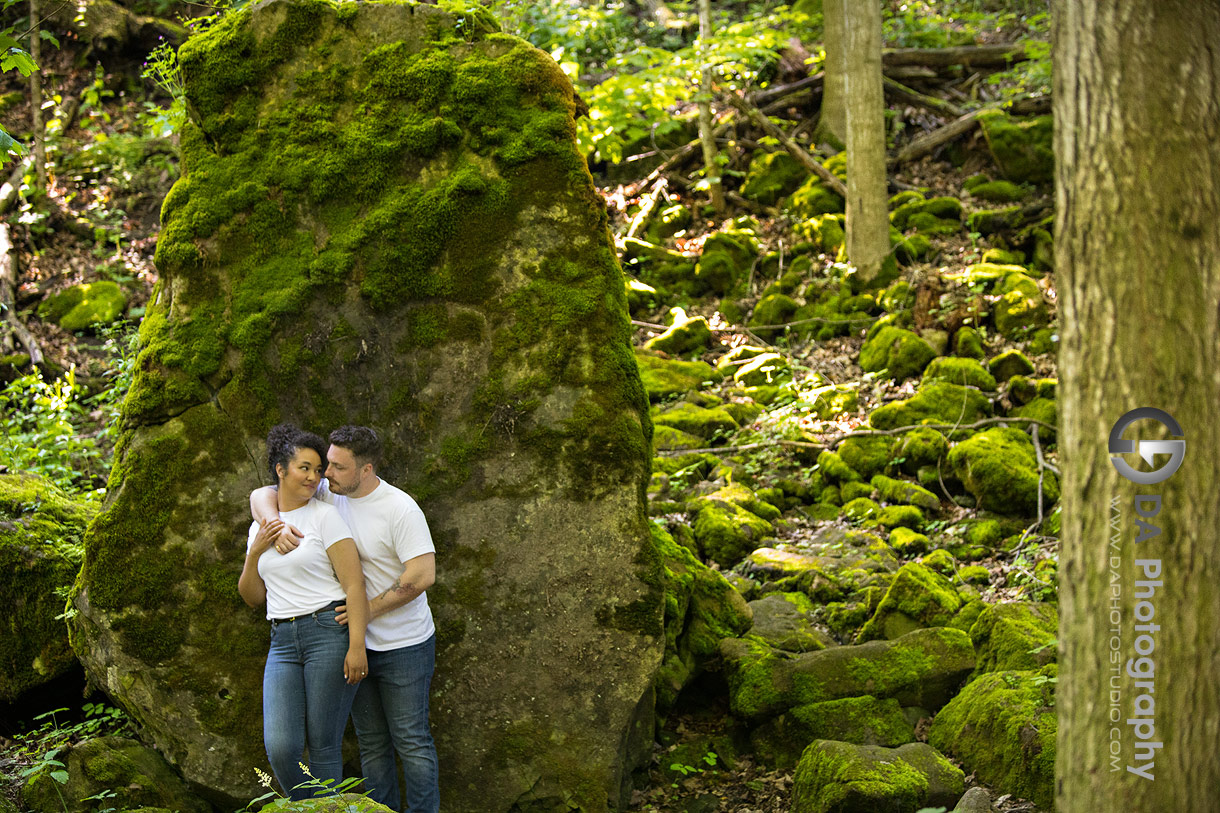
[890,196,963,231]
[760,269,807,299]
[993,273,1049,340]
[858,563,962,642]
[741,150,809,205]
[646,203,692,243]
[749,293,801,339]
[977,110,1054,185]
[692,487,776,568]
[652,402,740,441]
[734,352,792,387]
[792,740,964,813]
[982,246,1026,265]
[695,230,760,295]
[968,179,1027,203]
[921,357,996,391]
[893,427,948,475]
[888,527,929,556]
[1008,396,1057,441]
[893,232,932,264]
[1005,374,1037,405]
[888,190,923,209]
[752,696,915,770]
[651,424,706,451]
[1026,326,1056,355]
[953,326,986,360]
[871,475,938,512]
[988,349,1036,382]
[928,667,1057,810]
[803,382,859,420]
[20,737,210,813]
[842,497,881,525]
[794,213,846,254]
[654,524,753,713]
[624,277,661,316]
[643,312,714,355]
[634,350,720,402]
[747,593,835,653]
[787,176,845,218]
[858,326,937,381]
[836,435,894,480]
[719,626,976,720]
[966,205,1023,235]
[969,602,1058,675]
[957,564,991,586]
[905,212,961,236]
[950,262,1025,288]
[0,474,96,701]
[841,481,874,503]
[947,427,1060,515]
[68,2,659,807]
[877,505,924,530]
[37,281,127,332]
[868,382,992,431]
[920,549,956,576]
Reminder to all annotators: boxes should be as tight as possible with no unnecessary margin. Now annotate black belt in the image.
[270,599,344,626]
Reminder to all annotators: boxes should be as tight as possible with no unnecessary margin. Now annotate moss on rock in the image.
[858,563,962,642]
[988,349,1036,382]
[633,350,719,402]
[747,593,834,653]
[977,110,1054,185]
[788,176,844,218]
[870,474,939,512]
[921,357,996,391]
[734,352,792,387]
[792,740,964,813]
[651,402,739,441]
[1008,396,1057,441]
[837,436,894,480]
[953,326,986,360]
[868,383,991,431]
[947,427,1059,515]
[749,293,801,340]
[643,311,714,356]
[928,667,1057,810]
[890,196,963,231]
[993,273,1049,340]
[859,326,937,381]
[37,281,128,332]
[694,230,759,295]
[741,151,809,205]
[893,427,949,475]
[692,485,776,568]
[969,602,1058,675]
[752,696,915,770]
[0,474,96,701]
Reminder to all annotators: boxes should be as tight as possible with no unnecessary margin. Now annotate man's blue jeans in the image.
[351,634,439,813]
[262,602,359,800]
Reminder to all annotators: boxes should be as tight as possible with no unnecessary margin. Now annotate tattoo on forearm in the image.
[379,582,414,602]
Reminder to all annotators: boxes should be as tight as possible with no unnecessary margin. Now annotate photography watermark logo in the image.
[1108,407,1186,485]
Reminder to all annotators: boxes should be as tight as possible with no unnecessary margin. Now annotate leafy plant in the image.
[245,764,369,809]
[0,367,107,495]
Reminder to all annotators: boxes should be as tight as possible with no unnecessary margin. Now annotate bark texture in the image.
[817,0,846,147]
[1054,1,1220,810]
[842,0,888,285]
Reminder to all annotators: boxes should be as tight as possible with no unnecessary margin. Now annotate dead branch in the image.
[722,91,848,199]
[891,108,988,166]
[883,76,964,118]
[622,116,735,199]
[624,178,669,240]
[882,43,1028,70]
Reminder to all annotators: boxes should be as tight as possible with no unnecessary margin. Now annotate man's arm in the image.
[249,485,302,553]
[338,552,435,624]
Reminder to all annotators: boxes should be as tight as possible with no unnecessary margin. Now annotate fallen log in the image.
[883,76,964,117]
[882,43,1028,70]
[891,108,988,166]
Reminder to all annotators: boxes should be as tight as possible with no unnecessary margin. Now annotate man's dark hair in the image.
[266,424,327,482]
[329,425,382,469]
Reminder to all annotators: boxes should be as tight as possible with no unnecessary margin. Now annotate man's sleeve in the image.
[392,499,435,562]
[245,521,260,553]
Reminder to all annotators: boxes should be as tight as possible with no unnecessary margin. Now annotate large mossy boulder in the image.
[20,737,210,813]
[792,740,965,813]
[969,602,1058,674]
[747,593,834,653]
[0,474,96,701]
[68,4,658,809]
[928,667,1057,810]
[947,427,1059,515]
[857,563,962,643]
[741,150,808,205]
[977,111,1054,185]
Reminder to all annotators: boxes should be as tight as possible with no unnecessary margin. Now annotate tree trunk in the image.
[842,0,888,287]
[816,0,846,148]
[697,0,723,214]
[29,0,46,192]
[1055,1,1220,810]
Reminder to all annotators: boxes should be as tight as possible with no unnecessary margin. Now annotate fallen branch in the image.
[722,91,848,199]
[624,178,668,240]
[892,108,988,166]
[882,43,1029,70]
[883,75,964,118]
[622,116,735,198]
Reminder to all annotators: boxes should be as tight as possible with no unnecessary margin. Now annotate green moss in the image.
[749,293,801,340]
[787,177,844,218]
[842,497,881,524]
[890,196,963,231]
[841,481,874,503]
[859,326,936,381]
[858,563,962,642]
[837,435,894,480]
[953,326,985,360]
[651,402,739,440]
[870,474,939,512]
[969,179,1027,203]
[1008,396,1057,441]
[928,667,1057,809]
[752,696,915,770]
[693,230,759,296]
[988,349,1035,382]
[733,352,792,388]
[920,357,996,391]
[888,527,929,555]
[642,312,713,356]
[37,281,128,331]
[868,382,991,431]
[741,150,809,205]
[967,205,1023,235]
[920,549,956,576]
[634,350,719,402]
[792,741,964,813]
[947,427,1059,515]
[969,602,1057,675]
[876,504,924,530]
[893,427,948,474]
[993,272,1049,339]
[982,246,1026,265]
[977,110,1054,185]
[957,564,990,585]
[692,486,775,568]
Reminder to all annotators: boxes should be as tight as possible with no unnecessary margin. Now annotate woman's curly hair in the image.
[266,424,327,483]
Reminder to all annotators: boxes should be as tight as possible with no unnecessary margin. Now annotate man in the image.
[252,425,439,813]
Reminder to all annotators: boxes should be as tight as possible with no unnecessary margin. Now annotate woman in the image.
[238,424,370,799]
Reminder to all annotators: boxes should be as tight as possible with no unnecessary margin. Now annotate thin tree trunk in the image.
[1055,1,1220,810]
[842,0,888,286]
[817,0,846,147]
[697,0,723,214]
[29,0,46,192]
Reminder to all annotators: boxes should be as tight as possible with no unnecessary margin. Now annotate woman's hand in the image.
[251,519,284,556]
[344,647,368,685]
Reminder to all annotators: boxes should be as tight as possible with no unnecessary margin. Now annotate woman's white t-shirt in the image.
[247,498,353,620]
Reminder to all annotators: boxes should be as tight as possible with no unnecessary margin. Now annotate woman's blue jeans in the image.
[262,602,359,800]
[351,634,439,813]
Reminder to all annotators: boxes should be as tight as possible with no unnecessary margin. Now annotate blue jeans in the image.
[351,634,439,813]
[262,601,359,800]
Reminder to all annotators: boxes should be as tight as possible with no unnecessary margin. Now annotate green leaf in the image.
[0,126,26,158]
[50,770,69,784]
[1,46,37,76]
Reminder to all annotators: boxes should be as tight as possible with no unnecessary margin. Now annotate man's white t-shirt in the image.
[315,478,436,651]
[248,499,352,620]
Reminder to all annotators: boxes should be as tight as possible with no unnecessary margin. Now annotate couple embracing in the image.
[238,424,439,813]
